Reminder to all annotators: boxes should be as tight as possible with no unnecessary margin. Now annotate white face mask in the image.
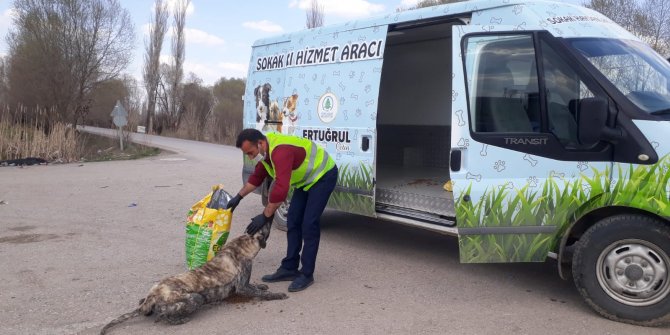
[251,145,265,164]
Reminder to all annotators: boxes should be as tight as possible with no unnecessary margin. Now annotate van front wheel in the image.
[572,214,670,326]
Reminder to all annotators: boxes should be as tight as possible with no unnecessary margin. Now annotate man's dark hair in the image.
[236,128,266,148]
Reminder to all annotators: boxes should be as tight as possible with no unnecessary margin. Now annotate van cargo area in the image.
[375,21,460,224]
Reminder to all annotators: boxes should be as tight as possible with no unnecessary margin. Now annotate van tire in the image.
[572,214,670,326]
[273,199,289,231]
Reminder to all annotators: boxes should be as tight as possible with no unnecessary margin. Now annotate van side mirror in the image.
[577,97,625,146]
[577,97,608,146]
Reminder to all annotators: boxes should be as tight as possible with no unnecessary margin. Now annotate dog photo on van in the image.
[254,83,271,130]
[281,94,299,135]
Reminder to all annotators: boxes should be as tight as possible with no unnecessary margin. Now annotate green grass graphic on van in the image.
[457,156,670,263]
[328,162,375,217]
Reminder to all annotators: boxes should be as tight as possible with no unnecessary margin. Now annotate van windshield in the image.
[568,38,670,116]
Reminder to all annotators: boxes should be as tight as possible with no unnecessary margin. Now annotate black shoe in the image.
[288,274,314,292]
[261,268,299,283]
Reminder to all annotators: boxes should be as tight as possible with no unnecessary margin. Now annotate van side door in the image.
[451,26,614,263]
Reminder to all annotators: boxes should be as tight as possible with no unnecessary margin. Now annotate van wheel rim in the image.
[596,239,670,306]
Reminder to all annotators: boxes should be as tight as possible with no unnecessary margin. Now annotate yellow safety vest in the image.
[260,133,335,190]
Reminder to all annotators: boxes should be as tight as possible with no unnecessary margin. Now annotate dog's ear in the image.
[254,86,260,96]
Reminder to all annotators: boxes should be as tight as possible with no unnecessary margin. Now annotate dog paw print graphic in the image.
[577,161,588,172]
[494,160,506,172]
[527,176,538,188]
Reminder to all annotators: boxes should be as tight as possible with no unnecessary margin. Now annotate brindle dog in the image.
[100,222,286,334]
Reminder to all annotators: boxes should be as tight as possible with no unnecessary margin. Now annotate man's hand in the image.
[246,213,273,235]
[226,194,243,212]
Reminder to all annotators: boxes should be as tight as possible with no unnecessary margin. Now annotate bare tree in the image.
[641,0,670,55]
[586,0,670,56]
[7,0,135,126]
[168,0,190,130]
[306,0,324,29]
[143,0,168,134]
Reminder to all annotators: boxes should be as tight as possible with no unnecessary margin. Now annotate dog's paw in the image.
[254,283,269,291]
[277,293,289,300]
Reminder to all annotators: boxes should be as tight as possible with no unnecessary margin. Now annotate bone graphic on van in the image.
[499,182,514,190]
[321,74,327,85]
[339,82,346,91]
[366,100,375,107]
[480,144,488,156]
[652,141,660,149]
[514,22,527,31]
[452,90,458,102]
[466,172,482,182]
[359,72,365,83]
[494,160,506,172]
[523,154,538,167]
[455,110,466,126]
[343,110,348,121]
[349,71,356,78]
[490,17,503,24]
[356,109,362,117]
[333,71,340,76]
[550,170,565,180]
[513,5,523,15]
[373,67,382,73]
[351,93,359,100]
[303,84,310,92]
[365,85,372,93]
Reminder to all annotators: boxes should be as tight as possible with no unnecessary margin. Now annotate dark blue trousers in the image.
[280,166,338,277]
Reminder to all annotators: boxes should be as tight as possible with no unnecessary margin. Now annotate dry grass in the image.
[0,106,82,162]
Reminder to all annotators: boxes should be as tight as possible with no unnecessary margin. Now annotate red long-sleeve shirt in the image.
[247,145,307,203]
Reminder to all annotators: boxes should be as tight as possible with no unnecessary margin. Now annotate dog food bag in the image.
[185,185,233,270]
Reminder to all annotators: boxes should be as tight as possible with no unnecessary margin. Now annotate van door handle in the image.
[361,135,371,152]
[450,149,462,172]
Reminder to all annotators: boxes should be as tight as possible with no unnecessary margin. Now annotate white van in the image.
[242,0,670,325]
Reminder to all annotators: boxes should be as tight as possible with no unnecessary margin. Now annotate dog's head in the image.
[253,221,273,249]
[254,83,272,121]
[282,94,299,116]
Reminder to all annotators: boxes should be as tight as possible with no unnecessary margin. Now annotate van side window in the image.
[540,39,595,148]
[464,34,541,134]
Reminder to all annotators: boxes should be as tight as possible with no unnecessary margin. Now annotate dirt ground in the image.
[0,128,667,335]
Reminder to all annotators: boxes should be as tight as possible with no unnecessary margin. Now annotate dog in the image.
[99,222,286,334]
[254,83,272,130]
[281,94,299,135]
[264,100,282,132]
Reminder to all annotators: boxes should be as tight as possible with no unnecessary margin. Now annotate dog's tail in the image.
[99,308,141,335]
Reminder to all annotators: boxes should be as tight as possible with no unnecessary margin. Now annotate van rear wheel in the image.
[572,214,670,326]
[273,200,289,231]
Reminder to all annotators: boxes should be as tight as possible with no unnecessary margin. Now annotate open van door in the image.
[450,25,613,263]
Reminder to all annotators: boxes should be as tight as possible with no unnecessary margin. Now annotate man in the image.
[226,129,338,292]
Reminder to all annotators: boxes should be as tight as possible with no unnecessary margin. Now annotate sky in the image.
[0,0,585,86]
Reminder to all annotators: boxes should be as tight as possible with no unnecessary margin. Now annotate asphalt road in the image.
[0,127,667,335]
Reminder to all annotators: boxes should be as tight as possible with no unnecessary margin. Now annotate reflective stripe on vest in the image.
[260,133,335,191]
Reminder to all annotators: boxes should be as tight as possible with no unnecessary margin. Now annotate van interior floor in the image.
[375,165,455,218]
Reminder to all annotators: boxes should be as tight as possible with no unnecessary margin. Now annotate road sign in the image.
[110,100,128,150]
[111,100,128,128]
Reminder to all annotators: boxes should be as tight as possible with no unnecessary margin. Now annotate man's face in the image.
[240,139,265,161]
